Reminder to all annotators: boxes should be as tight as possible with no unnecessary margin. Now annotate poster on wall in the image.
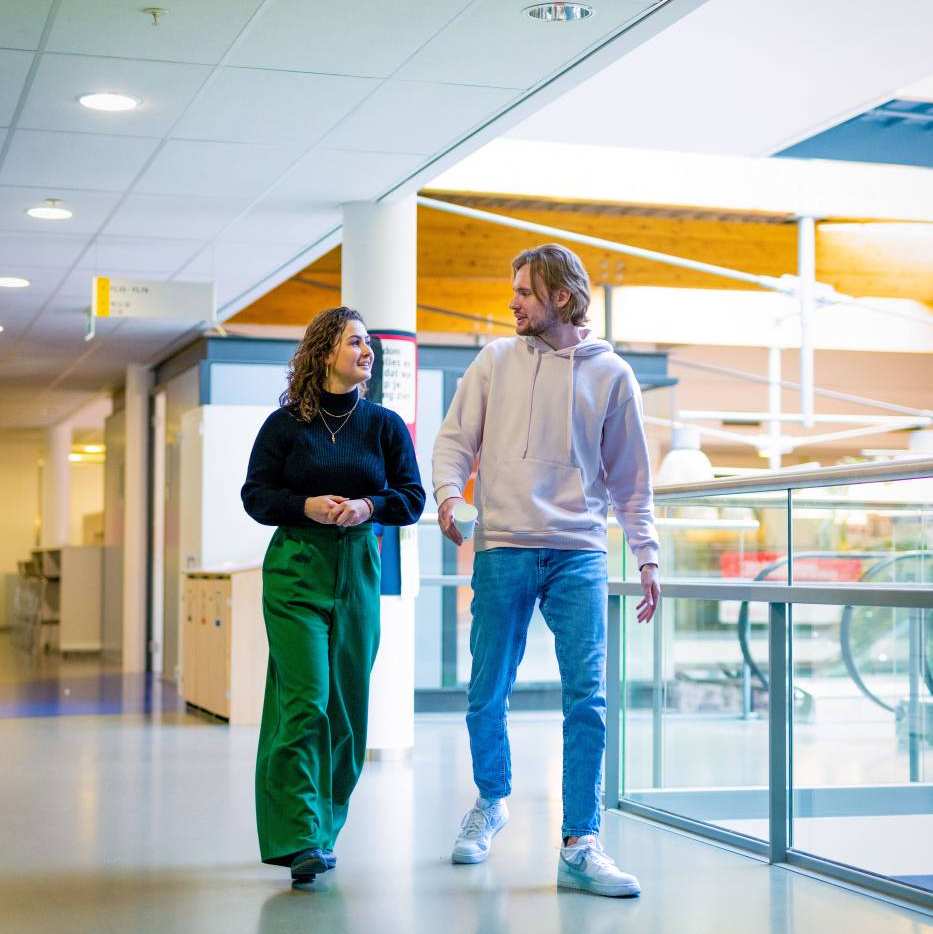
[368,330,418,597]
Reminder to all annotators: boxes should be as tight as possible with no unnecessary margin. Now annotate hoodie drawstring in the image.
[566,346,577,460]
[523,349,543,458]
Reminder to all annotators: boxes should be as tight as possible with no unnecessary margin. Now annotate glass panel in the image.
[622,596,774,842]
[791,477,933,586]
[628,491,789,581]
[791,600,933,895]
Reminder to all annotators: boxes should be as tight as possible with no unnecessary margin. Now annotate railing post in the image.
[769,601,791,862]
[652,596,664,788]
[604,593,622,810]
[908,608,923,783]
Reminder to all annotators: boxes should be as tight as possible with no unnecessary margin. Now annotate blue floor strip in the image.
[0,672,184,718]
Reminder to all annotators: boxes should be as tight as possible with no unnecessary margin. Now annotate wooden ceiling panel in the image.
[231,196,933,330]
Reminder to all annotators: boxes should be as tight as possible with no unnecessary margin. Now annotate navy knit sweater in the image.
[241,389,425,528]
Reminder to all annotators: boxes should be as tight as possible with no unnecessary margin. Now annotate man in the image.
[432,243,660,898]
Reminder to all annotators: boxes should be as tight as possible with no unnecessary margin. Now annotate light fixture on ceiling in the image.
[27,198,73,221]
[78,92,140,112]
[656,427,714,485]
[523,2,594,22]
[0,277,30,288]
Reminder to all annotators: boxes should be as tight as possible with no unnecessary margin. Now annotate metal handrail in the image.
[422,574,933,609]
[653,456,933,500]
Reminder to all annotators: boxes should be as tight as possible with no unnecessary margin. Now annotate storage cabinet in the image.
[181,568,267,724]
[30,545,103,653]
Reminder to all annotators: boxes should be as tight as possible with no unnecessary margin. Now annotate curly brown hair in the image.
[279,306,367,422]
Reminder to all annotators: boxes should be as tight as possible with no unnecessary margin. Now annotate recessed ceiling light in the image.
[0,277,30,288]
[524,2,594,22]
[27,198,73,221]
[78,92,140,112]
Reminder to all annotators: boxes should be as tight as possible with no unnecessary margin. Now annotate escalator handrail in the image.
[735,550,893,691]
[839,551,933,715]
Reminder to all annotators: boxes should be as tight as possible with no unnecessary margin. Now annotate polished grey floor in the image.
[1,706,930,934]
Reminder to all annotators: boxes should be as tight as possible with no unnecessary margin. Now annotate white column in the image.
[342,198,418,757]
[797,216,816,428]
[122,364,152,673]
[41,422,72,547]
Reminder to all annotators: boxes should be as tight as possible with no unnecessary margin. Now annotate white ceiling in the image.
[0,0,700,428]
[508,0,933,156]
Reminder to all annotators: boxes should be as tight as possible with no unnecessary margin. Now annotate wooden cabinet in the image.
[181,568,267,724]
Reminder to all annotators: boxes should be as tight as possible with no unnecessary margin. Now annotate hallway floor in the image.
[2,703,930,934]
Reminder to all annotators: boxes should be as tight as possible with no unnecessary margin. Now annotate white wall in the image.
[0,431,41,628]
[68,461,104,546]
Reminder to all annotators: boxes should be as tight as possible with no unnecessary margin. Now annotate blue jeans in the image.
[466,547,608,839]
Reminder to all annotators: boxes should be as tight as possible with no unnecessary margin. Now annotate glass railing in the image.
[416,458,933,907]
[610,458,933,909]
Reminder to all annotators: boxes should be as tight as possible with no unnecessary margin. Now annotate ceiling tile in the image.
[0,130,160,190]
[0,50,33,125]
[103,193,252,240]
[74,237,206,274]
[47,0,266,65]
[220,204,340,245]
[0,1,54,51]
[0,231,88,267]
[18,54,211,137]
[134,138,302,197]
[397,0,653,89]
[0,264,71,298]
[172,68,377,146]
[229,0,471,77]
[179,240,304,306]
[321,80,518,154]
[0,186,122,235]
[269,148,425,202]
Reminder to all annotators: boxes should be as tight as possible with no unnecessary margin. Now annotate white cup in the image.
[452,501,478,541]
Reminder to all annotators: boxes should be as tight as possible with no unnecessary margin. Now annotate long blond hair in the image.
[512,244,590,326]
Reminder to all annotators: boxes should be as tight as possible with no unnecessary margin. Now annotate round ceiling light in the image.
[0,277,30,288]
[524,2,594,21]
[27,198,73,221]
[78,92,140,112]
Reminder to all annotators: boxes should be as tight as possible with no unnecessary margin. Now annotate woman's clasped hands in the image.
[304,495,372,527]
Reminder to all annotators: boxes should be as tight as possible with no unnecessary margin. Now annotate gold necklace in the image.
[318,396,359,443]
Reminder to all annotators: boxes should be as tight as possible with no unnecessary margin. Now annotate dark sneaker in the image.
[291,847,331,876]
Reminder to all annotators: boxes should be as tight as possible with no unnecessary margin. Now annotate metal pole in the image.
[418,196,786,292]
[768,601,790,863]
[603,283,614,345]
[604,594,622,809]
[769,342,782,470]
[797,217,816,428]
[651,597,664,789]
[908,608,923,783]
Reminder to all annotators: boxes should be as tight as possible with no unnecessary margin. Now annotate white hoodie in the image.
[432,332,660,567]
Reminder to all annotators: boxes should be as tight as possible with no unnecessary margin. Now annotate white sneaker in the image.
[451,798,509,864]
[557,835,641,897]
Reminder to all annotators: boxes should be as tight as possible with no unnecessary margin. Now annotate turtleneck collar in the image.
[320,386,360,415]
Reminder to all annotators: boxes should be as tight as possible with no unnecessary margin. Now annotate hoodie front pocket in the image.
[481,458,592,534]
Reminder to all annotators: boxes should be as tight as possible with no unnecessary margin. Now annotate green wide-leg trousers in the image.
[256,524,380,865]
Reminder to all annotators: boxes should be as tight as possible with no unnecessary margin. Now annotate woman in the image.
[241,306,425,886]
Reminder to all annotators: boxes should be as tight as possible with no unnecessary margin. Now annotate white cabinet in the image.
[179,405,275,572]
[32,546,103,653]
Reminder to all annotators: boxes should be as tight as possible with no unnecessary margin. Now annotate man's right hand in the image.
[438,495,464,546]
[304,495,347,524]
